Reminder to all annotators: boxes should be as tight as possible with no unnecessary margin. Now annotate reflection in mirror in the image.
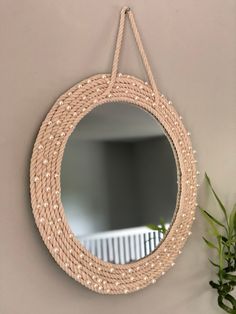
[61,102,177,264]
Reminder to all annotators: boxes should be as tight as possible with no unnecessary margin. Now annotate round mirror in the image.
[31,72,197,294]
[61,102,178,264]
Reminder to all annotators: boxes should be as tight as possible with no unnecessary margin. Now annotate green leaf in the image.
[224,265,236,273]
[223,273,236,281]
[225,294,236,308]
[228,281,236,287]
[203,209,225,228]
[221,236,228,243]
[160,218,167,234]
[218,294,236,314]
[217,236,224,273]
[223,238,236,247]
[203,237,218,250]
[234,203,236,230]
[205,173,229,225]
[146,219,168,235]
[224,252,235,259]
[208,259,220,268]
[218,294,236,313]
[220,283,233,296]
[209,280,220,289]
[146,224,160,231]
[199,207,221,236]
[229,204,236,236]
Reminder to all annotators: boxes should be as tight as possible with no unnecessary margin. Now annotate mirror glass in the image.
[62,102,178,264]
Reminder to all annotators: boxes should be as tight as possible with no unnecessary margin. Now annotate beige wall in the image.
[1,0,236,313]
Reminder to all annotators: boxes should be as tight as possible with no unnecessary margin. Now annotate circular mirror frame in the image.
[30,73,198,294]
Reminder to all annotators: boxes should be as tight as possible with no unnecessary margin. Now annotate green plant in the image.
[147,218,168,236]
[200,174,236,313]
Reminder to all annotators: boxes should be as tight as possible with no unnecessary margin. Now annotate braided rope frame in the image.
[30,73,198,294]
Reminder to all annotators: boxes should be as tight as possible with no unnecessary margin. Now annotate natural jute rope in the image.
[105,7,158,97]
[30,6,198,294]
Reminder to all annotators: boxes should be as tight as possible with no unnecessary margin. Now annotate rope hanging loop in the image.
[105,6,159,99]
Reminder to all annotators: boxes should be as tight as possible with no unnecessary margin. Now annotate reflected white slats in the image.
[118,237,125,264]
[135,234,141,260]
[150,232,155,252]
[144,233,150,256]
[108,238,114,262]
[91,239,96,256]
[130,236,136,261]
[124,236,130,264]
[153,231,158,248]
[140,233,146,258]
[78,226,166,264]
[102,238,108,262]
[96,239,102,259]
[113,238,119,264]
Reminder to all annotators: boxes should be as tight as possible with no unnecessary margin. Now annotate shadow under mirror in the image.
[61,102,178,264]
